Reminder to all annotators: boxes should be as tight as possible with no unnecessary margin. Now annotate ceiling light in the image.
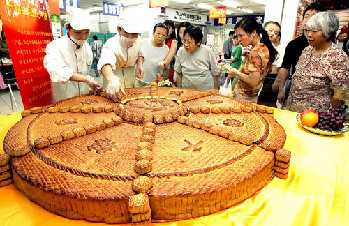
[121,0,145,6]
[221,1,239,8]
[171,0,191,3]
[197,3,212,10]
[241,8,253,13]
[253,0,267,5]
[226,10,233,15]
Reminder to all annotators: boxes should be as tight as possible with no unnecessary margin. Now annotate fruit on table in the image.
[158,79,172,87]
[301,112,319,127]
[300,109,317,120]
[315,108,346,131]
[156,74,164,83]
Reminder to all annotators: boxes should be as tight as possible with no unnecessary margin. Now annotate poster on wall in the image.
[214,15,265,26]
[209,6,227,19]
[149,0,168,8]
[59,0,80,10]
[103,2,124,16]
[0,0,54,109]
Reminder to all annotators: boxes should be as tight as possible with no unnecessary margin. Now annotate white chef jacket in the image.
[44,35,92,102]
[97,34,144,88]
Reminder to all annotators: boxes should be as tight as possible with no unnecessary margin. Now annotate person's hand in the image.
[87,80,103,92]
[158,61,165,74]
[135,65,144,79]
[277,89,286,105]
[272,79,280,92]
[86,76,103,92]
[106,76,126,101]
[227,68,239,79]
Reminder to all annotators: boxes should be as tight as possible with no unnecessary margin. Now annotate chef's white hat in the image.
[118,10,144,34]
[66,8,92,30]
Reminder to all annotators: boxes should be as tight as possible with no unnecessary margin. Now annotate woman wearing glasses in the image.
[174,26,219,91]
[285,12,349,112]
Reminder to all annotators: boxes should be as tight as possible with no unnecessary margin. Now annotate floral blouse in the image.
[236,43,270,97]
[286,43,349,112]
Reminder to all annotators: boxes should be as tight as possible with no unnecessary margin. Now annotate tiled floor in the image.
[0,76,103,115]
[0,88,24,115]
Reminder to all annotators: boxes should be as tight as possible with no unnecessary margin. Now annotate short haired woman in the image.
[136,23,169,87]
[285,12,349,112]
[227,17,276,103]
[174,26,219,90]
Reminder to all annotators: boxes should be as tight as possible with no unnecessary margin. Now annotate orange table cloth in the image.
[0,110,348,226]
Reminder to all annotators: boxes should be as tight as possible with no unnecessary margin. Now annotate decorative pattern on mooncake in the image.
[4,87,289,224]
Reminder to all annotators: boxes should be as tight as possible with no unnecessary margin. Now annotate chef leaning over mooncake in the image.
[98,10,145,101]
[43,8,102,103]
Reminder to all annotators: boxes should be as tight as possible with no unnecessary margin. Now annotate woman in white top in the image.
[174,26,219,90]
[136,23,169,87]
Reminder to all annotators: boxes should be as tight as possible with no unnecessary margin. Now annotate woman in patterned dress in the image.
[227,17,276,103]
[285,12,349,112]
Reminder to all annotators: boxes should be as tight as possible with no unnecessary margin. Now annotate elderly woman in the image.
[174,26,219,90]
[227,17,276,103]
[136,23,169,87]
[285,12,349,112]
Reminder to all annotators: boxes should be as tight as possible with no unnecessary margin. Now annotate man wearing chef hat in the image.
[98,10,144,100]
[44,8,102,103]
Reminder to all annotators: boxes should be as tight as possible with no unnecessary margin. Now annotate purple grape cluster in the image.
[315,108,346,131]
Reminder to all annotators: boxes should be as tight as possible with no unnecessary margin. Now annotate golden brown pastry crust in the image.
[34,137,50,149]
[4,88,288,224]
[30,107,44,114]
[275,149,291,163]
[135,160,152,175]
[61,130,75,141]
[48,134,63,145]
[72,127,86,137]
[21,110,31,117]
[135,150,153,161]
[132,176,153,193]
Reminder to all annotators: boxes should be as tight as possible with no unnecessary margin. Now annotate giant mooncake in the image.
[3,85,289,224]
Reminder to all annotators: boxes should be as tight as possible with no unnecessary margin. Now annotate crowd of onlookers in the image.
[43,3,349,113]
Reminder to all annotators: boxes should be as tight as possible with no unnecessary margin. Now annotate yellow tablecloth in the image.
[0,110,348,226]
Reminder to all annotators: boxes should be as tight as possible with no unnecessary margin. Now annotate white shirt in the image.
[97,34,144,70]
[273,43,286,68]
[97,34,144,88]
[43,35,92,102]
[139,38,169,85]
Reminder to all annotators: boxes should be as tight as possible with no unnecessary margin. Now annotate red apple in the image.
[156,75,164,83]
[300,109,318,120]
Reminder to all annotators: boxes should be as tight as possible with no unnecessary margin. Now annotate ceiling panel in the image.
[76,0,265,15]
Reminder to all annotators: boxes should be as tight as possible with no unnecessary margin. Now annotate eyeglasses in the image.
[183,40,194,45]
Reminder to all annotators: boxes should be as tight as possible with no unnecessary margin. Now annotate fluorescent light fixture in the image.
[254,0,267,5]
[171,0,191,3]
[121,0,145,6]
[197,3,212,10]
[222,1,239,8]
[226,10,233,15]
[241,8,253,13]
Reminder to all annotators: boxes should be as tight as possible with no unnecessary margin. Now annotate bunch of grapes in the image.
[315,107,346,131]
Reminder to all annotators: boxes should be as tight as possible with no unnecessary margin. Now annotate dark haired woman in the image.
[159,20,178,82]
[177,21,192,51]
[227,17,276,103]
[174,26,219,90]
[136,23,169,87]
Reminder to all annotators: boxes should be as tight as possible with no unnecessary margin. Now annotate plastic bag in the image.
[219,78,232,97]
